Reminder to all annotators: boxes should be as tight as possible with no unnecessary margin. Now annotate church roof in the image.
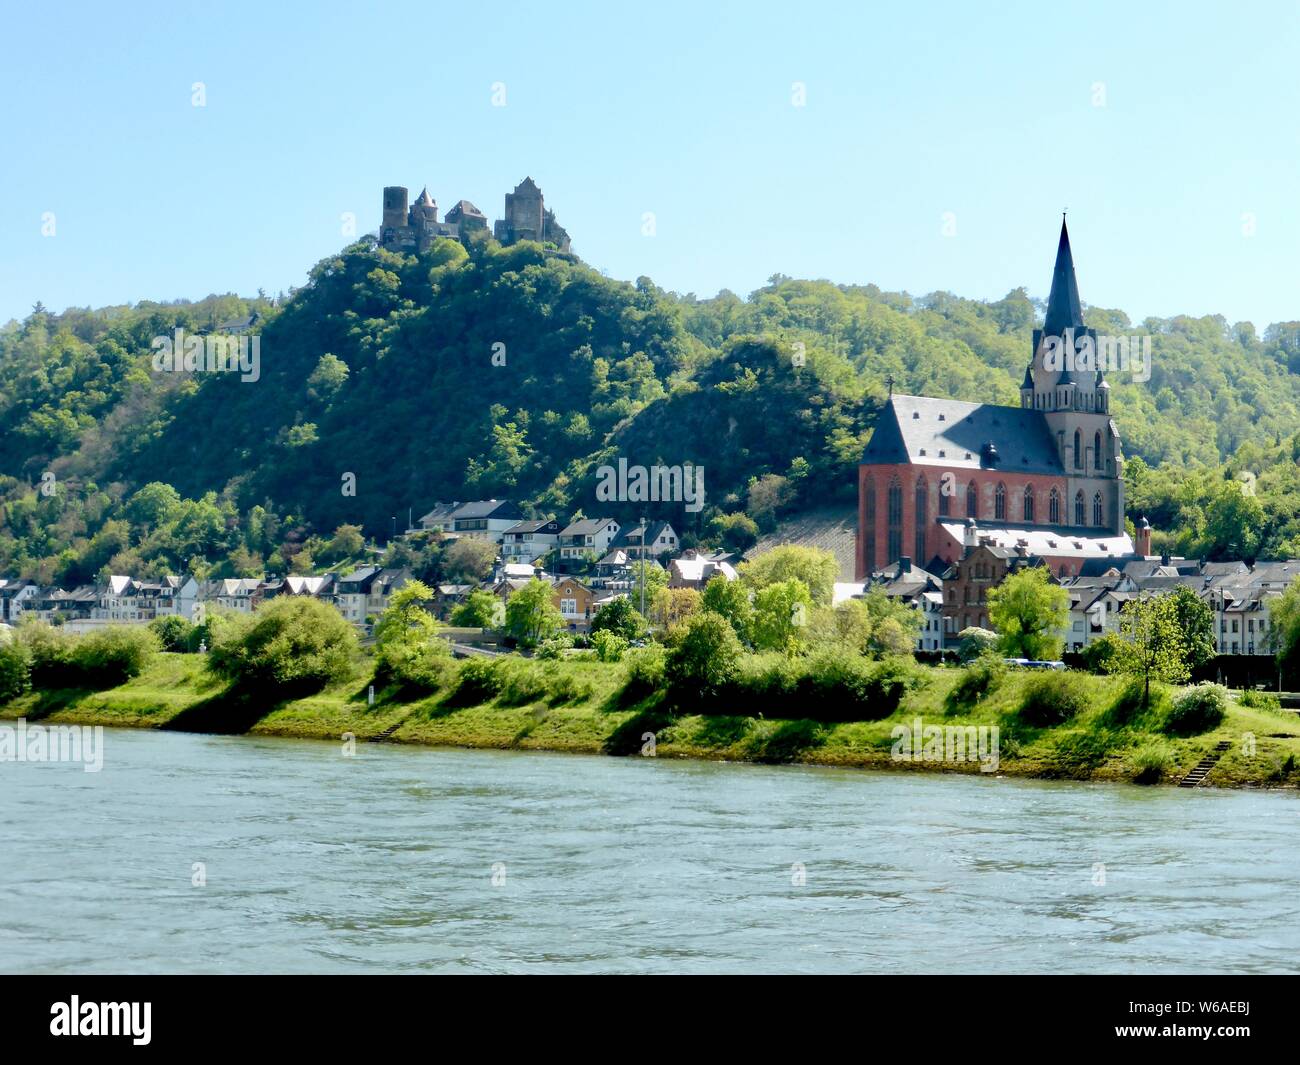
[938,520,1135,559]
[1043,218,1085,334]
[861,394,1065,475]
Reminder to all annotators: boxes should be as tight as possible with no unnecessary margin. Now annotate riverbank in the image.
[4,653,1299,787]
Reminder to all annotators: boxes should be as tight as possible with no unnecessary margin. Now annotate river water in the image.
[2,728,1297,973]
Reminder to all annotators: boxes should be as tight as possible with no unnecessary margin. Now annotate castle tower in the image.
[410,187,438,225]
[382,186,409,232]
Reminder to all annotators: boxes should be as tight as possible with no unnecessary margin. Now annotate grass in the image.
[3,653,1300,788]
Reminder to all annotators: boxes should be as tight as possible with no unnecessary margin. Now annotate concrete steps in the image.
[1177,740,1232,787]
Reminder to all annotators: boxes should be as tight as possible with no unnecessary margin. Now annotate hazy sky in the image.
[3,0,1298,329]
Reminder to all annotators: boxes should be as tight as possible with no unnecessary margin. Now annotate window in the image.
[1075,491,1086,525]
[887,477,903,564]
[1092,492,1103,527]
[1049,487,1060,524]
[938,481,950,517]
[915,477,927,564]
[1023,485,1035,522]
[1073,429,1082,468]
[1093,431,1102,470]
[966,482,978,518]
[994,483,1006,520]
[863,476,876,570]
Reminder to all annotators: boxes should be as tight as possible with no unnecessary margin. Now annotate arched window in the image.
[994,482,1006,520]
[1073,429,1082,469]
[1023,484,1035,522]
[1093,431,1102,470]
[863,476,876,571]
[914,477,928,564]
[1049,487,1060,524]
[938,477,951,517]
[1093,492,1103,527]
[887,477,903,564]
[1075,490,1086,525]
[966,481,978,518]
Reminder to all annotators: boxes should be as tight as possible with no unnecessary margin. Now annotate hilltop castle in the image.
[380,177,571,254]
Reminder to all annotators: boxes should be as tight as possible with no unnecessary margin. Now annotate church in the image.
[856,221,1136,581]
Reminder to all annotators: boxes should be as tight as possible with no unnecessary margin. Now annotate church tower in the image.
[1019,219,1124,534]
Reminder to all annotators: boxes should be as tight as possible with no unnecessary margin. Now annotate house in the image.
[1060,572,1139,651]
[0,579,40,622]
[415,500,461,534]
[501,519,561,564]
[610,520,678,561]
[433,583,475,622]
[158,575,202,620]
[556,518,621,570]
[858,220,1132,580]
[449,500,526,543]
[552,577,597,631]
[939,532,1044,647]
[203,578,263,614]
[334,568,382,625]
[667,550,738,590]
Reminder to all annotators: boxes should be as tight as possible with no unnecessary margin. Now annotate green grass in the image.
[3,653,1299,788]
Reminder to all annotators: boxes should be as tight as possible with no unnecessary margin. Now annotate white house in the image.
[501,519,561,564]
[557,518,621,569]
[450,500,526,544]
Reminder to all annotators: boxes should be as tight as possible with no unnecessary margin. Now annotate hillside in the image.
[5,232,1300,584]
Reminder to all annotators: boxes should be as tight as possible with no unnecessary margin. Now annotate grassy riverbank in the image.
[5,652,1300,788]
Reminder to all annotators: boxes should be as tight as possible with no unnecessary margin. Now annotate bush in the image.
[208,597,358,693]
[447,657,504,705]
[667,611,743,696]
[494,660,549,706]
[591,630,629,663]
[149,615,196,653]
[1080,633,1125,675]
[619,646,667,706]
[718,651,922,723]
[536,635,574,660]
[1018,672,1090,727]
[1164,683,1228,736]
[1238,688,1281,711]
[1129,740,1173,785]
[17,623,75,688]
[545,669,594,706]
[590,597,648,641]
[377,635,454,694]
[0,640,32,700]
[956,627,998,664]
[945,657,1005,713]
[72,626,159,687]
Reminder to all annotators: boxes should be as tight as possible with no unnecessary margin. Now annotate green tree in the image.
[751,578,813,653]
[504,579,564,648]
[208,597,358,691]
[987,567,1068,660]
[451,588,503,628]
[699,575,753,644]
[1113,594,1191,706]
[374,579,450,690]
[444,538,498,583]
[590,595,649,640]
[1166,585,1216,669]
[666,610,742,696]
[739,545,837,605]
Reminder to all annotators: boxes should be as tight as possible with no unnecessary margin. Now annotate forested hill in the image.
[4,232,1300,584]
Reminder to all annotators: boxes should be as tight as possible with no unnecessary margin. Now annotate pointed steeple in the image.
[416,187,435,207]
[1043,217,1085,334]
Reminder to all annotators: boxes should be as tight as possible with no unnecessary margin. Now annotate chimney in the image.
[1135,516,1153,557]
[1160,550,1171,567]
[897,556,911,577]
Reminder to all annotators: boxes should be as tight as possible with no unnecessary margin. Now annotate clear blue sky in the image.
[3,0,1298,329]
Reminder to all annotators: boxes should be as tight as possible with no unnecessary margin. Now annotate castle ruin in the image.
[380,177,571,254]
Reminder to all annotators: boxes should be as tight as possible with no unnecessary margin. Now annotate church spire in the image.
[1043,217,1085,334]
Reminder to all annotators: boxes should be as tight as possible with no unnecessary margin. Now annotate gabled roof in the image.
[611,520,675,549]
[452,499,523,521]
[560,517,618,537]
[504,519,559,535]
[861,394,1065,474]
[419,501,461,525]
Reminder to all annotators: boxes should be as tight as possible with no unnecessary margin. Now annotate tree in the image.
[666,611,742,696]
[590,596,649,640]
[374,579,449,690]
[700,575,753,644]
[1166,585,1216,668]
[319,524,364,565]
[1113,594,1191,706]
[444,538,498,583]
[628,560,668,605]
[859,587,921,654]
[504,579,564,648]
[710,512,759,554]
[987,567,1068,660]
[649,586,700,630]
[451,588,502,628]
[751,578,813,653]
[149,614,196,652]
[1269,576,1300,684]
[739,545,837,605]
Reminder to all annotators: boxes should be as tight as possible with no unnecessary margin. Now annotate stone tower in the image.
[382,186,409,232]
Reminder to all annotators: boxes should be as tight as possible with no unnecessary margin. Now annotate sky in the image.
[2,0,1299,330]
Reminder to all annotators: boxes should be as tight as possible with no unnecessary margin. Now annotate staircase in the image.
[368,719,406,743]
[1177,741,1232,788]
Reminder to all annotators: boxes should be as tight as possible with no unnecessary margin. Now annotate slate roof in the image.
[939,521,1134,559]
[451,499,524,521]
[862,394,1066,474]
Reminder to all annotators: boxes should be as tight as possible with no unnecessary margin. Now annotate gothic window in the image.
[994,483,1006,521]
[1093,492,1103,527]
[966,481,978,518]
[1023,484,1035,522]
[914,477,927,565]
[863,476,876,571]
[1075,490,1086,526]
[938,480,950,517]
[887,477,903,564]
[1049,487,1060,524]
[1094,431,1102,470]
[1073,429,1082,469]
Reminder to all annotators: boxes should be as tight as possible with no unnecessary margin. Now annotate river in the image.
[2,727,1297,973]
